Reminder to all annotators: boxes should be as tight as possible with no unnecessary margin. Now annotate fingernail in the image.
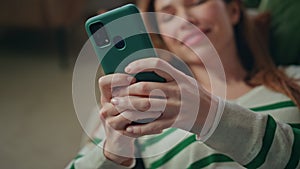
[125,66,131,73]
[126,127,133,133]
[111,98,119,105]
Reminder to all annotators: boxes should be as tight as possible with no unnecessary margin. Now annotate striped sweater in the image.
[67,66,300,169]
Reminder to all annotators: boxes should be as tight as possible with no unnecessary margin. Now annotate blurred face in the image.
[154,0,240,65]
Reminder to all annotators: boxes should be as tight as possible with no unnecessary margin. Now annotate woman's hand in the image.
[98,73,163,166]
[111,58,219,136]
[98,73,136,166]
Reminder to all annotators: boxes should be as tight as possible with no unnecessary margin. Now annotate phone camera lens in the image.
[113,36,126,49]
[89,22,110,47]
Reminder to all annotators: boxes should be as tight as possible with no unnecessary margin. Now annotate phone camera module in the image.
[113,36,126,49]
[89,22,110,47]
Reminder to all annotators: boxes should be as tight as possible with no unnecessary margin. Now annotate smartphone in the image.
[85,4,165,82]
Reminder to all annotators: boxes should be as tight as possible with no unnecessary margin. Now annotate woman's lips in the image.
[180,29,210,47]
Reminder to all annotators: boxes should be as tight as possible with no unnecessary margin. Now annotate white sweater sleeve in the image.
[205,101,299,168]
[65,121,136,169]
[66,140,135,169]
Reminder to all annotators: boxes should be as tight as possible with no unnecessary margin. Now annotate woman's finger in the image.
[125,58,186,82]
[125,119,171,136]
[114,81,178,98]
[121,110,162,123]
[106,114,132,130]
[123,129,163,138]
[99,103,120,119]
[111,96,168,112]
[100,103,132,130]
[98,73,136,104]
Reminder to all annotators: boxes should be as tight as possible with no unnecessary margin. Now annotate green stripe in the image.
[70,163,75,169]
[187,154,233,169]
[70,138,101,169]
[141,128,177,152]
[92,138,102,145]
[284,127,300,168]
[150,134,196,169]
[288,123,300,129]
[70,154,84,169]
[250,101,296,112]
[244,115,277,168]
[75,154,84,159]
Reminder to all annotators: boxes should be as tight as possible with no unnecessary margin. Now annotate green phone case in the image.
[85,4,165,82]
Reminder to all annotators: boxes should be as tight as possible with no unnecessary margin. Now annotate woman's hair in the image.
[138,0,300,108]
[225,0,300,108]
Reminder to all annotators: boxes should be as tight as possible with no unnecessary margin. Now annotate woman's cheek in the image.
[158,20,177,38]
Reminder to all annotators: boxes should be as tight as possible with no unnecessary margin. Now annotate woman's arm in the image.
[115,58,300,168]
[66,73,140,169]
[65,119,136,169]
[66,138,136,169]
[205,102,300,169]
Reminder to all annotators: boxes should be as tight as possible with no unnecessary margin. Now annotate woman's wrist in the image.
[190,91,220,137]
[103,140,134,167]
[103,149,134,167]
[197,96,225,141]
